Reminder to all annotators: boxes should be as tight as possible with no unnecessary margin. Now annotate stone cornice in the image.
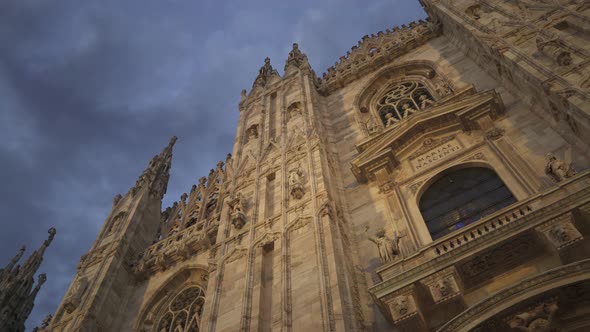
[316,19,440,96]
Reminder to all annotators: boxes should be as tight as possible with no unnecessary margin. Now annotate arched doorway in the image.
[419,167,516,240]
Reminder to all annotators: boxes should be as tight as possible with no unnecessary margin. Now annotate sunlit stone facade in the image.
[44,1,590,331]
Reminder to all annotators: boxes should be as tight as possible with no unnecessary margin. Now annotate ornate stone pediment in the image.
[351,89,504,181]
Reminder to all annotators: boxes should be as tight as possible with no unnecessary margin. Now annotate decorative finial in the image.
[45,227,57,246]
[113,193,123,206]
[285,42,308,71]
[37,273,47,287]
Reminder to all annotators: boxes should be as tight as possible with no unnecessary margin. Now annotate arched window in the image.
[155,286,205,332]
[419,167,516,241]
[376,81,435,128]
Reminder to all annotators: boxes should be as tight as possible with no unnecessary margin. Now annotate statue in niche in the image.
[289,167,305,199]
[400,103,417,118]
[228,192,247,229]
[418,94,435,109]
[545,153,576,182]
[173,318,185,332]
[384,113,397,127]
[365,227,406,264]
[246,124,259,142]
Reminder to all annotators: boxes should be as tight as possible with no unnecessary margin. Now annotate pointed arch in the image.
[135,265,209,332]
[418,163,516,240]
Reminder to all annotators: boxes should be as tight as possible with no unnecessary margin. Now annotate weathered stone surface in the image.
[41,1,590,331]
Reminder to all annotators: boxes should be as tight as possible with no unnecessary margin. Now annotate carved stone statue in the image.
[229,193,247,229]
[507,300,559,332]
[285,43,308,70]
[366,228,406,264]
[289,168,305,199]
[246,124,259,142]
[418,94,434,109]
[254,57,277,87]
[545,153,576,182]
[385,113,397,127]
[401,103,417,117]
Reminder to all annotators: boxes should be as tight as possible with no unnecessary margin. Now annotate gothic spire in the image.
[1,245,25,278]
[0,230,55,332]
[129,136,177,200]
[20,228,55,281]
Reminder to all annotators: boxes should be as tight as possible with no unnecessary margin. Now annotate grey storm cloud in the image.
[0,0,426,329]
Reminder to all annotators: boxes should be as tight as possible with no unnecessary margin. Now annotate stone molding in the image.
[437,259,590,332]
[351,89,504,182]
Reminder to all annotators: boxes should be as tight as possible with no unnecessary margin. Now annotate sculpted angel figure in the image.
[365,226,406,264]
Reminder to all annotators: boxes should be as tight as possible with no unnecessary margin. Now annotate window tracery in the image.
[155,286,205,332]
[375,81,435,128]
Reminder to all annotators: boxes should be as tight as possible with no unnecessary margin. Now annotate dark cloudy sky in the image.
[0,0,426,329]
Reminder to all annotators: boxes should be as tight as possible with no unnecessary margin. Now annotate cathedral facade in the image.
[41,0,590,331]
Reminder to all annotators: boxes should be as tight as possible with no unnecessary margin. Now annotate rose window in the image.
[376,82,435,128]
[155,286,205,332]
